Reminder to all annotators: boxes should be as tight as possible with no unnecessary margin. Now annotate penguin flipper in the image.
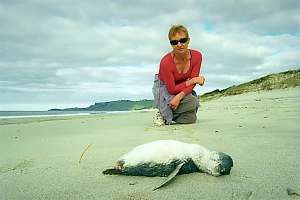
[153,162,184,191]
[102,168,123,175]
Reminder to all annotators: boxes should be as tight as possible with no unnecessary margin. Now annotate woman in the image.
[153,25,205,125]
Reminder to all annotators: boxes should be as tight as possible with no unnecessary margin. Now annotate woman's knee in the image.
[173,94,199,115]
[173,111,197,124]
[183,94,199,111]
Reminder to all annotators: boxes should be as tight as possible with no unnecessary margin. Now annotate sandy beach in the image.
[0,87,299,200]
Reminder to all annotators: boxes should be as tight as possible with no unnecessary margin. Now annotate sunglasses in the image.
[170,37,189,45]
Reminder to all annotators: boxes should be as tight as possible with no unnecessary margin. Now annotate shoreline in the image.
[0,109,156,120]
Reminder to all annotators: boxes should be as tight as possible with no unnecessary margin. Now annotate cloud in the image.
[0,0,299,110]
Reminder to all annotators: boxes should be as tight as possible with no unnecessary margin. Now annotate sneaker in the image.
[153,111,165,126]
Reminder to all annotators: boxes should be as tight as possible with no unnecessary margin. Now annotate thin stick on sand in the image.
[79,144,92,164]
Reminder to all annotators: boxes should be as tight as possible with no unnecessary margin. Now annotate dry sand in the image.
[0,87,300,200]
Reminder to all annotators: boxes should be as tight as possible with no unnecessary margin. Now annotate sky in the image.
[0,0,300,111]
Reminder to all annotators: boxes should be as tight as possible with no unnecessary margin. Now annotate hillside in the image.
[49,99,153,111]
[200,69,300,102]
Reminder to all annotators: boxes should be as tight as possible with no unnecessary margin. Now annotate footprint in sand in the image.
[287,188,300,196]
[0,159,33,174]
[231,190,254,200]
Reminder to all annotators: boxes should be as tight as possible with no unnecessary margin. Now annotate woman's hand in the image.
[186,75,205,87]
[192,75,205,86]
[169,92,185,110]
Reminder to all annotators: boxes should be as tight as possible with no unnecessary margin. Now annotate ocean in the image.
[0,111,105,119]
[0,110,150,119]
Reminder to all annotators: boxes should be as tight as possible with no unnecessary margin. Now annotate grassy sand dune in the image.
[0,87,299,199]
[201,69,300,102]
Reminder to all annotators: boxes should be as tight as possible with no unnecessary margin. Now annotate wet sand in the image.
[0,87,299,200]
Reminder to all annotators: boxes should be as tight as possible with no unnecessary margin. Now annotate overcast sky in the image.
[0,0,299,110]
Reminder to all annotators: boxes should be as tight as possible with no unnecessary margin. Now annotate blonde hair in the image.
[168,25,189,40]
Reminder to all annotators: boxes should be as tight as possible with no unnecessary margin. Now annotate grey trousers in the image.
[172,92,199,124]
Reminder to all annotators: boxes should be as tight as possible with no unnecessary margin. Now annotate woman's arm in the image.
[182,51,203,94]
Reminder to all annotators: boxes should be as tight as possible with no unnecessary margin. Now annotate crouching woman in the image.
[153,25,205,125]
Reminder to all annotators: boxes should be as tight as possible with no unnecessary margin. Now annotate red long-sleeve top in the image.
[158,49,202,95]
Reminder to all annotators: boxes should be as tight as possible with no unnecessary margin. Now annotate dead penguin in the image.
[103,140,233,190]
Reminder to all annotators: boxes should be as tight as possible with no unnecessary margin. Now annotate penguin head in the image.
[199,151,233,176]
[210,151,233,176]
[217,152,233,175]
